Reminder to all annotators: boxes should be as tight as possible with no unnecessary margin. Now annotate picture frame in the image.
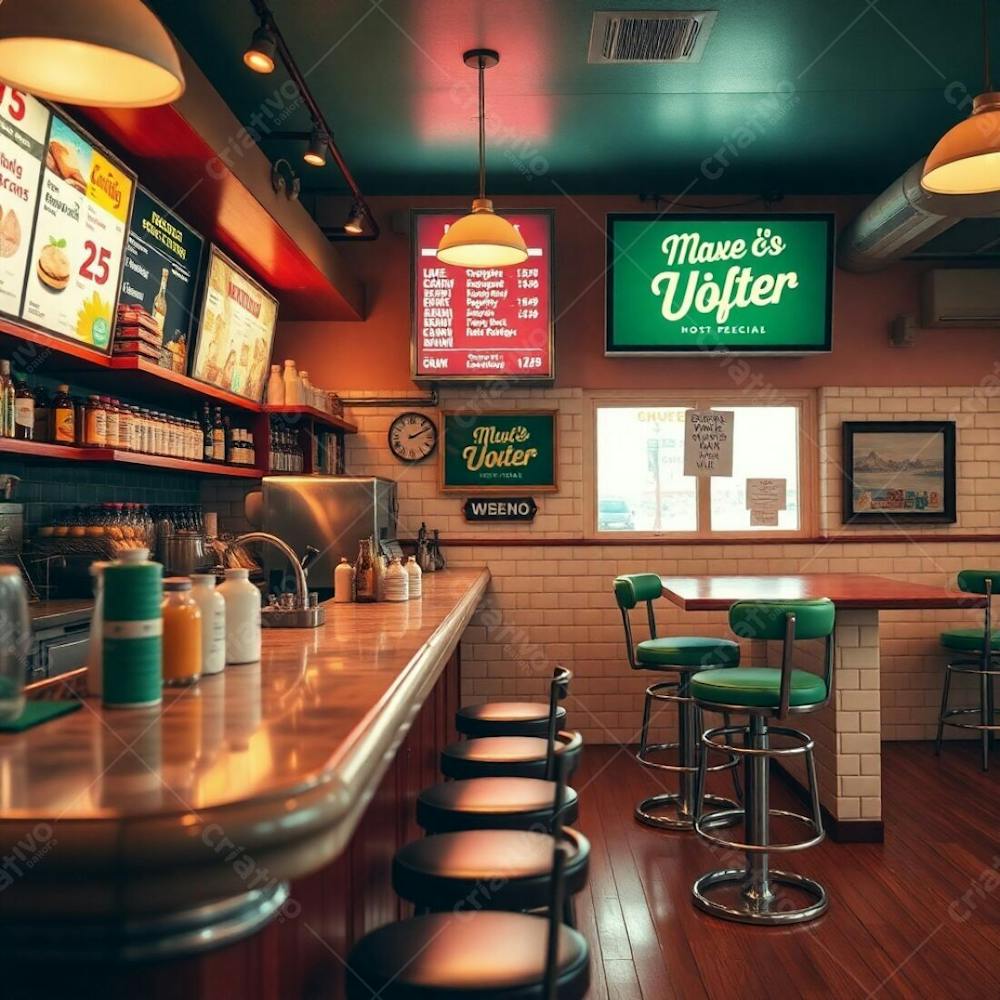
[842,420,956,524]
[440,410,558,494]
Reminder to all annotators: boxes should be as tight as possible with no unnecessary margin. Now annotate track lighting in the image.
[244,20,277,74]
[303,129,328,167]
[343,203,366,235]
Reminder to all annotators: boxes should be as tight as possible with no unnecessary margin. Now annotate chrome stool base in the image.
[635,681,739,832]
[692,867,828,925]
[635,791,738,831]
[935,657,998,772]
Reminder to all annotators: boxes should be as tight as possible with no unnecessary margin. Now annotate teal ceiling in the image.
[148,0,991,196]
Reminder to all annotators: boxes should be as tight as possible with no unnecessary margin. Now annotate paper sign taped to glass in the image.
[746,477,787,510]
[683,409,734,477]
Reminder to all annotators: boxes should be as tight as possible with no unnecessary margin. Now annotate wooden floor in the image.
[572,742,1000,1000]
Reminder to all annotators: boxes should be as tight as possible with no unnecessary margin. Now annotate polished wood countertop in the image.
[660,573,985,611]
[0,568,489,918]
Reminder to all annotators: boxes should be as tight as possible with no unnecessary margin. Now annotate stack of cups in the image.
[102,548,163,709]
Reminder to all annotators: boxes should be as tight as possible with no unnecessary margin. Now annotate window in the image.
[591,394,813,538]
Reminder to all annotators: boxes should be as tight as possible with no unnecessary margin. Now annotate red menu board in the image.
[411,209,554,380]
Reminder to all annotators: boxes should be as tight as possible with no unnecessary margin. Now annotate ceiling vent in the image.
[588,10,718,64]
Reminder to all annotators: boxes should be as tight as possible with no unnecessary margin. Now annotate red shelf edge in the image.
[264,404,357,434]
[0,438,262,478]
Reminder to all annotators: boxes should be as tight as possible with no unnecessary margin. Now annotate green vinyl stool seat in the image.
[936,570,1000,771]
[613,573,740,831]
[691,667,828,709]
[637,636,740,670]
[691,598,835,927]
[939,628,1000,653]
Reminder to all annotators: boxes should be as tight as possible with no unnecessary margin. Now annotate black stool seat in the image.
[440,732,583,780]
[393,828,590,913]
[457,701,567,737]
[346,911,590,1000]
[417,777,578,833]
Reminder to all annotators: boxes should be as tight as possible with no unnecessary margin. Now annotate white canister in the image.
[217,568,261,664]
[190,574,226,675]
[406,556,422,599]
[334,557,354,603]
[87,560,113,697]
[266,364,285,405]
[384,557,409,602]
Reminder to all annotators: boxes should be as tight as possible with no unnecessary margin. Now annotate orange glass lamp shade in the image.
[922,92,1000,194]
[437,198,528,268]
[0,0,184,108]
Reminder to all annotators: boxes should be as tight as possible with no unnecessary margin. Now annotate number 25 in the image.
[80,241,111,285]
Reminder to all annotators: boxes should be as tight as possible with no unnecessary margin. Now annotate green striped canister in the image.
[102,550,164,709]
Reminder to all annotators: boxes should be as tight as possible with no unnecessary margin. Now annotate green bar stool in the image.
[613,573,741,830]
[690,598,835,925]
[937,569,1000,771]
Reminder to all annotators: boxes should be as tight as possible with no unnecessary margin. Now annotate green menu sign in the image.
[441,411,558,493]
[606,213,833,355]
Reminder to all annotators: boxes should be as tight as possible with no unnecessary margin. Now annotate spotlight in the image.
[244,21,276,74]
[344,203,366,235]
[303,128,328,167]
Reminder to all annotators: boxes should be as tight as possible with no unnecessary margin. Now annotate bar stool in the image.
[457,702,567,737]
[440,667,583,780]
[346,759,590,1000]
[418,668,580,833]
[690,598,835,925]
[936,570,1000,771]
[394,750,589,925]
[613,573,741,830]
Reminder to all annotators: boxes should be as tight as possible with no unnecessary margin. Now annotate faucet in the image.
[225,532,325,627]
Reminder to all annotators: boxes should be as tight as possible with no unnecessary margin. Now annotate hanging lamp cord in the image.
[985,0,993,92]
[478,55,487,200]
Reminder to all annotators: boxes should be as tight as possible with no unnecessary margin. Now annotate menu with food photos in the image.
[191,246,278,402]
[19,112,135,352]
[0,87,50,319]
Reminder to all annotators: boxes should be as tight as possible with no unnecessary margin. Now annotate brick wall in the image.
[202,384,1000,748]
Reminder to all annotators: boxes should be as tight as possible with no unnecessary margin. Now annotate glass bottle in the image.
[354,538,377,603]
[33,384,49,442]
[212,407,225,462]
[13,376,34,441]
[117,400,131,450]
[282,359,301,405]
[0,360,15,438]
[102,397,119,451]
[85,395,107,446]
[152,266,169,334]
[52,384,75,444]
[161,577,202,686]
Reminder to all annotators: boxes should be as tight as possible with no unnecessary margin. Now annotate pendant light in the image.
[303,128,328,167]
[0,0,184,108]
[437,49,528,268]
[922,0,1000,194]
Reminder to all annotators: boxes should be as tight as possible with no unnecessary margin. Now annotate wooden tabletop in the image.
[660,573,985,611]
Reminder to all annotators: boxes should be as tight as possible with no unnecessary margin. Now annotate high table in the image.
[659,573,983,842]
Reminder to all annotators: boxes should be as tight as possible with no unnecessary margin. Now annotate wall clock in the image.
[388,411,438,463]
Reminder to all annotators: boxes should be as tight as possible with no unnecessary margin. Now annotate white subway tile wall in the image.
[204,385,999,758]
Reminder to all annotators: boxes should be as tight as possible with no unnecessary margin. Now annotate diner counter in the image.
[0,567,490,955]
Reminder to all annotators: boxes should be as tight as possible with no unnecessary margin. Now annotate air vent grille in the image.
[589,10,717,64]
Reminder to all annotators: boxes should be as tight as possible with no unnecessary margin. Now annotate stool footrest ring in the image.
[637,742,739,775]
[694,807,825,853]
[937,707,1000,733]
[635,792,739,831]
[692,868,828,925]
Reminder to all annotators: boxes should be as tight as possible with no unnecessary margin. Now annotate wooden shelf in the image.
[264,405,357,434]
[108,358,264,413]
[0,438,262,478]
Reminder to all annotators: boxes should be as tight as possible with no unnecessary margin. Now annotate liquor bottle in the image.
[202,404,213,462]
[212,407,225,462]
[33,385,49,443]
[354,538,377,603]
[152,267,169,335]
[0,361,14,438]
[13,377,34,441]
[51,385,74,444]
[224,414,234,463]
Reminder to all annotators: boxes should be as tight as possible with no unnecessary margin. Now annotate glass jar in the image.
[162,577,202,686]
[85,395,106,446]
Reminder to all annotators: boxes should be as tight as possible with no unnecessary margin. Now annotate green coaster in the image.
[0,700,82,732]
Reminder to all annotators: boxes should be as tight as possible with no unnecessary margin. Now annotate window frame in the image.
[583,389,818,541]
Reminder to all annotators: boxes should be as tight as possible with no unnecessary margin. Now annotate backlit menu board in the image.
[411,209,554,381]
[120,186,204,372]
[191,246,277,402]
[0,87,49,317]
[20,112,135,352]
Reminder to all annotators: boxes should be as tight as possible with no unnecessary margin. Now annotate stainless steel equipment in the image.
[261,476,398,596]
[161,530,212,576]
[225,532,325,628]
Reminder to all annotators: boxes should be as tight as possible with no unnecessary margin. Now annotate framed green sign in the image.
[441,410,558,493]
[606,213,834,355]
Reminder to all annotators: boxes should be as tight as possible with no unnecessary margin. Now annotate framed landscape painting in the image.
[842,421,956,524]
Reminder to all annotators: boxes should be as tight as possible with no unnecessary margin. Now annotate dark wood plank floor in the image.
[573,742,1000,1000]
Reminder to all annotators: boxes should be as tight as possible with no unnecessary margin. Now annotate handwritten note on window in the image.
[683,410,734,477]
